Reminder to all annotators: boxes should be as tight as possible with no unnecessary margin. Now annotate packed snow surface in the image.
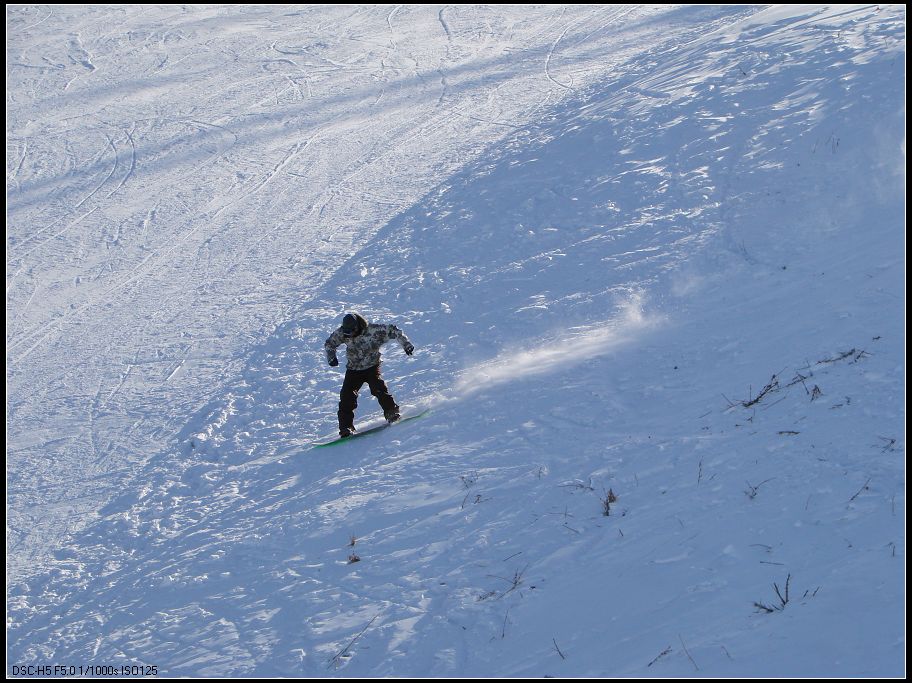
[7,4,905,677]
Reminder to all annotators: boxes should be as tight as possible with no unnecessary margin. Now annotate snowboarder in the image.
[325,312,415,438]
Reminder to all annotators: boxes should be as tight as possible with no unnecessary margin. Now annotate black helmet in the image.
[341,312,364,337]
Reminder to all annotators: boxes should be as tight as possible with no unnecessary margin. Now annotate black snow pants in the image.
[338,365,398,433]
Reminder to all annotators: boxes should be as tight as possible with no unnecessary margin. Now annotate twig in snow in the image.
[460,471,478,489]
[553,638,566,660]
[742,374,781,408]
[876,436,898,452]
[487,565,529,599]
[786,370,812,393]
[647,646,673,667]
[679,635,699,671]
[744,478,775,500]
[328,614,379,669]
[460,471,479,508]
[462,492,486,508]
[773,574,790,607]
[816,348,856,365]
[601,488,617,516]
[848,477,872,503]
[754,573,791,613]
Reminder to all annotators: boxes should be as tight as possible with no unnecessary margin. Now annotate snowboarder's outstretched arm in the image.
[324,329,343,366]
[384,324,414,356]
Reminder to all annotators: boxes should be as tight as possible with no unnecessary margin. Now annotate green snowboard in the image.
[311,409,431,449]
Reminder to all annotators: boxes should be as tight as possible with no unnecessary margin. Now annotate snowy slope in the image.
[7,4,905,678]
[7,3,681,582]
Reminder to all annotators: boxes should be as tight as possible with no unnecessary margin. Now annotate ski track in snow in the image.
[9,5,644,584]
[6,4,905,678]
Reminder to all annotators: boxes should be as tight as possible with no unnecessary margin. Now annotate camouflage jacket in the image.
[325,318,413,371]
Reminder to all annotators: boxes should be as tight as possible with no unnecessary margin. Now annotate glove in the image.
[329,358,339,367]
[403,342,415,356]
